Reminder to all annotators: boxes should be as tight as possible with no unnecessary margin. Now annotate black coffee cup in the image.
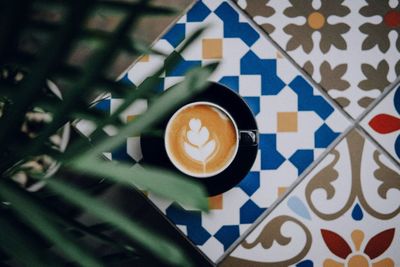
[141,82,259,196]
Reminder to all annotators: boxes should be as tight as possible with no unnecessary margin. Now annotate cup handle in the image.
[239,130,258,146]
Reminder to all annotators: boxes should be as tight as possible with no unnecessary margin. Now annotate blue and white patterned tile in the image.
[77,0,349,262]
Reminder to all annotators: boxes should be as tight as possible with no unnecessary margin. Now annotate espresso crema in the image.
[165,103,238,177]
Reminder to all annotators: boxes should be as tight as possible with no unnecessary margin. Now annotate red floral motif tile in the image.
[221,129,400,266]
[361,84,400,163]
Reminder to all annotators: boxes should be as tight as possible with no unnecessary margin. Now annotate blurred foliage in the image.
[0,0,217,266]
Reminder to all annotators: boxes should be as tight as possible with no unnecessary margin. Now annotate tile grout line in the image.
[215,123,355,264]
[356,124,400,170]
[353,78,400,170]
[355,76,400,123]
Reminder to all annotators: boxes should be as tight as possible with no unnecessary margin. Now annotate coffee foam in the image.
[184,118,216,163]
[165,102,238,177]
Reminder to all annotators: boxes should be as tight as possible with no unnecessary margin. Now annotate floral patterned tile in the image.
[361,84,400,163]
[235,0,400,118]
[220,129,400,266]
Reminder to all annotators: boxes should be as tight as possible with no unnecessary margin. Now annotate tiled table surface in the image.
[78,0,400,266]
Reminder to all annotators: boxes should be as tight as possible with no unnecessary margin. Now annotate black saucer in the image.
[140,82,258,196]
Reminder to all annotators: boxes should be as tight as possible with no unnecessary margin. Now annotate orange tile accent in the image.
[351,230,364,251]
[308,12,325,30]
[208,194,223,210]
[127,115,138,137]
[202,39,223,59]
[277,112,298,132]
[139,55,149,62]
[277,187,287,197]
[127,115,136,122]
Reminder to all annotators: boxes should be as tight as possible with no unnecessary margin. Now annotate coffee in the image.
[165,102,238,177]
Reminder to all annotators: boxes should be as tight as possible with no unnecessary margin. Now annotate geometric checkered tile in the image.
[77,0,349,262]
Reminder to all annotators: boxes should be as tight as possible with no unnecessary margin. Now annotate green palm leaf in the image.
[0,181,103,267]
[47,178,193,267]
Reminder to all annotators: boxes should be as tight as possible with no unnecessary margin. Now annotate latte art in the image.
[184,118,216,163]
[165,102,238,177]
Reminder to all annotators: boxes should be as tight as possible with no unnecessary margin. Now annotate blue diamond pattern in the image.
[111,142,133,163]
[315,123,340,148]
[219,76,239,93]
[243,96,260,116]
[240,200,266,224]
[236,172,260,196]
[289,149,314,175]
[120,73,134,86]
[166,204,211,246]
[260,134,286,170]
[187,1,211,22]
[215,2,259,46]
[94,99,110,114]
[163,23,186,47]
[165,52,202,77]
[214,226,240,250]
[289,76,334,120]
[241,51,286,95]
